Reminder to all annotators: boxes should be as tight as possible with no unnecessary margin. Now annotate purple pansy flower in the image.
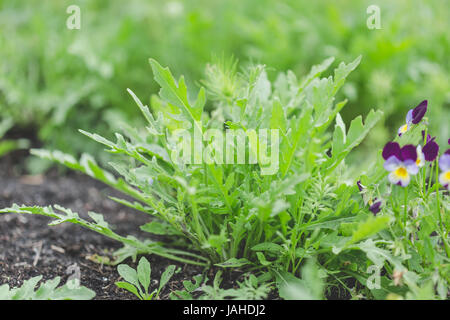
[415,145,425,168]
[398,100,428,136]
[422,138,439,162]
[439,151,450,190]
[356,180,383,215]
[416,137,439,166]
[369,198,382,215]
[383,142,419,187]
[357,180,364,192]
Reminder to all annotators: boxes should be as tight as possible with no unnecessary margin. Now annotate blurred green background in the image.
[0,0,449,172]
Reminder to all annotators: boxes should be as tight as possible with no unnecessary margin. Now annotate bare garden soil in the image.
[0,150,236,300]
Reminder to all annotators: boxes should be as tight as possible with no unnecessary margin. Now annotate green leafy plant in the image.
[170,272,272,300]
[1,57,389,296]
[3,57,448,299]
[0,276,95,300]
[169,274,205,300]
[200,272,272,300]
[115,257,176,300]
[2,56,378,262]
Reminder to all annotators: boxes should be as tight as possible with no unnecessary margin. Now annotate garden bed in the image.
[0,151,208,300]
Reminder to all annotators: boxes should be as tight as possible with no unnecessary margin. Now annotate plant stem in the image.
[403,186,408,238]
[426,162,435,197]
[422,166,427,198]
[189,195,207,245]
[435,159,450,258]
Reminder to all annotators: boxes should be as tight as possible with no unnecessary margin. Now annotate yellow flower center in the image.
[446,171,450,180]
[416,158,421,166]
[400,124,408,133]
[395,167,408,178]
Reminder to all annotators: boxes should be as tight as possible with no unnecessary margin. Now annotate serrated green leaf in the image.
[149,58,204,128]
[333,55,362,93]
[326,109,383,172]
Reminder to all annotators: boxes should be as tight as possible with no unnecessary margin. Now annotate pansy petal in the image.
[416,144,422,154]
[400,144,417,161]
[445,149,450,156]
[388,171,410,187]
[405,109,413,124]
[398,174,411,187]
[398,124,409,136]
[422,140,439,162]
[357,180,364,192]
[404,159,419,175]
[369,201,382,215]
[439,154,450,171]
[384,156,401,171]
[416,145,424,166]
[439,171,450,190]
[412,100,427,124]
[415,147,425,168]
[382,142,401,160]
[388,171,401,185]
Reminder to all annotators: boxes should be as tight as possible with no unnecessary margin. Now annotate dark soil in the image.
[0,151,210,300]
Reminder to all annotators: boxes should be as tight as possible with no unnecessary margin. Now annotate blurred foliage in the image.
[0,0,449,171]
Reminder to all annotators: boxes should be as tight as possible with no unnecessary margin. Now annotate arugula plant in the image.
[0,276,95,300]
[2,57,377,259]
[170,271,272,300]
[115,257,176,300]
[169,274,205,300]
[199,272,272,300]
[2,56,399,297]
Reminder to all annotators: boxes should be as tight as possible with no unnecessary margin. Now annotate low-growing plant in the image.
[0,275,95,300]
[115,257,176,300]
[170,271,272,300]
[1,57,448,299]
[200,272,272,300]
[169,274,205,300]
[1,57,375,264]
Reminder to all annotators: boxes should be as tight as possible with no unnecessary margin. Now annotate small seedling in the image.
[115,257,176,300]
[0,276,95,300]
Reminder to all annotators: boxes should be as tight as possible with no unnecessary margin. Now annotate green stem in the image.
[426,161,435,197]
[422,166,427,198]
[188,195,207,245]
[403,186,408,238]
[435,159,450,258]
[421,128,428,198]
